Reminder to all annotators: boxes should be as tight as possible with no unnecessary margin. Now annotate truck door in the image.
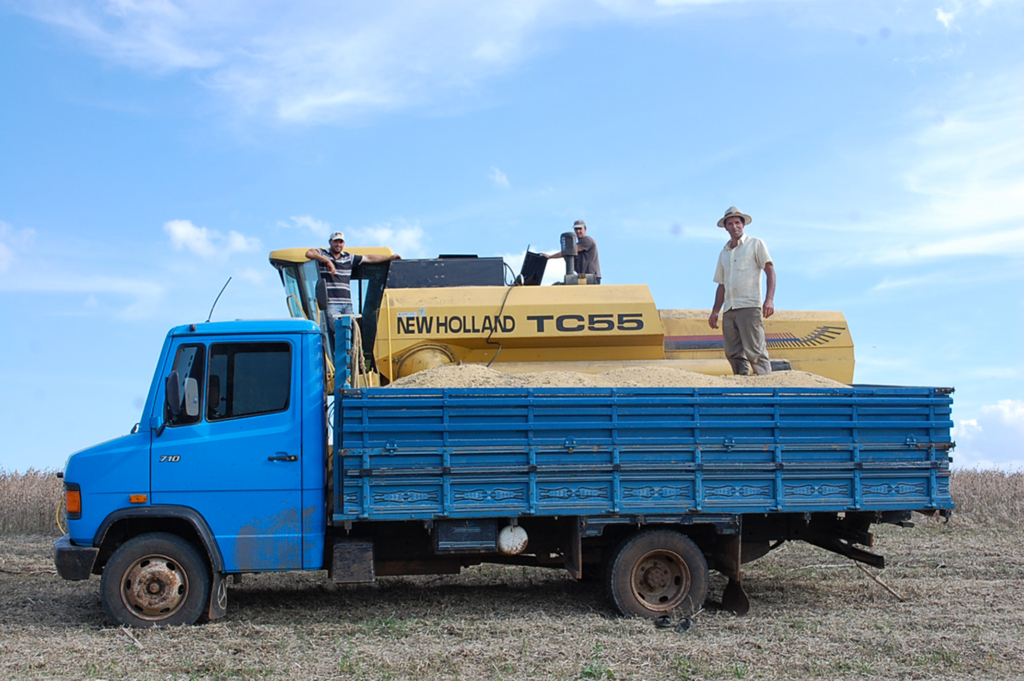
[151,338,304,572]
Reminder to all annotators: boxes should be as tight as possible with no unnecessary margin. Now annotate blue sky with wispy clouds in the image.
[1,0,1021,471]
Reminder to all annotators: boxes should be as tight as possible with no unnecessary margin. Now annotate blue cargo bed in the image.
[333,386,953,522]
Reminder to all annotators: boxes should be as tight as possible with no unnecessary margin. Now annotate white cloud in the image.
[935,7,956,29]
[226,230,262,254]
[871,272,943,292]
[19,1,555,121]
[164,219,262,259]
[17,0,731,123]
[797,67,1024,272]
[652,0,757,6]
[165,219,216,257]
[868,265,1024,294]
[277,215,332,239]
[0,241,13,273]
[274,214,429,256]
[20,0,1015,125]
[0,221,36,272]
[0,271,164,319]
[898,79,1024,239]
[490,166,510,189]
[877,226,1024,263]
[953,399,1024,470]
[354,222,428,258]
[0,221,166,319]
[27,0,223,72]
[237,267,270,286]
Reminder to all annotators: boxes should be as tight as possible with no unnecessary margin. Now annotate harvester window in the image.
[278,261,322,323]
[207,342,291,421]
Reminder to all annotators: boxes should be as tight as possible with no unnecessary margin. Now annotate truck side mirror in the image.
[315,277,328,312]
[183,377,199,417]
[165,370,182,417]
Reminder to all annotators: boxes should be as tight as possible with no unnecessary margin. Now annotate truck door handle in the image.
[268,454,298,462]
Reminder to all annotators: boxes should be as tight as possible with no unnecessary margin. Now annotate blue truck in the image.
[55,317,954,627]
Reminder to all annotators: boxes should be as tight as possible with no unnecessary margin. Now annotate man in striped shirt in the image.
[306,231,400,322]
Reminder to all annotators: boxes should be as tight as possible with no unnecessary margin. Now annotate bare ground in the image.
[2,516,1021,680]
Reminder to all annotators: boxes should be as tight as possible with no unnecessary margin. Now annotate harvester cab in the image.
[270,247,512,384]
[269,247,394,384]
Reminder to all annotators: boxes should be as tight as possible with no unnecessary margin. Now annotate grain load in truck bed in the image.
[387,364,848,389]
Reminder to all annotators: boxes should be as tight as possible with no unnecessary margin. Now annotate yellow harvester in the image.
[270,248,854,386]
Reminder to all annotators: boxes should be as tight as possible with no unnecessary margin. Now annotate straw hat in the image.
[717,206,752,228]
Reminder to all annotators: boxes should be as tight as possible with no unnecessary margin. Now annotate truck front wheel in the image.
[100,532,210,627]
[606,530,709,618]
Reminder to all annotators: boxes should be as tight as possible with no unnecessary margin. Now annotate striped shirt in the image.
[314,248,363,304]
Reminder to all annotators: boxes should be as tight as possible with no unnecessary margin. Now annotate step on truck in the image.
[55,317,954,627]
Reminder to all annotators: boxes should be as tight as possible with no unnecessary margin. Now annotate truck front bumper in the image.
[54,534,99,580]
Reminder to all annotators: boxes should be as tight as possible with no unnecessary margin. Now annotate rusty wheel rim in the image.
[120,554,189,621]
[629,549,692,613]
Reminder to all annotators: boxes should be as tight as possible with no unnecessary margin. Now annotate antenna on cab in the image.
[206,277,232,323]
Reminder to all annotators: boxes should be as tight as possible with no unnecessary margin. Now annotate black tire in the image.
[100,532,210,628]
[605,529,709,618]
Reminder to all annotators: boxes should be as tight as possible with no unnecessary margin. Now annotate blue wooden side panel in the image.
[333,387,953,522]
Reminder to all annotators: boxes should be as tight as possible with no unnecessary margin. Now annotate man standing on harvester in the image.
[545,220,601,284]
[306,231,400,323]
[708,207,775,375]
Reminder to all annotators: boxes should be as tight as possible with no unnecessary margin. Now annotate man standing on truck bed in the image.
[544,220,601,283]
[306,232,400,320]
[708,207,775,375]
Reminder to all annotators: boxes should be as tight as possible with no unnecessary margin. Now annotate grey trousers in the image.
[722,307,772,375]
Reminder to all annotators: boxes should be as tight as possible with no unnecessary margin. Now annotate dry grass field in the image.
[1,469,1022,680]
[0,469,64,535]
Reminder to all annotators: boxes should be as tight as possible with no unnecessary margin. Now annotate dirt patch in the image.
[389,364,848,389]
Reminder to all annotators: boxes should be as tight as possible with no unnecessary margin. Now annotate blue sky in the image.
[1,0,1022,472]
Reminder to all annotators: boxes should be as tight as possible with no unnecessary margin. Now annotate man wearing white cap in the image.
[306,232,400,321]
[707,207,775,375]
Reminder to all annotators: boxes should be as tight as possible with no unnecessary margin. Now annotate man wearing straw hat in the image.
[707,207,776,375]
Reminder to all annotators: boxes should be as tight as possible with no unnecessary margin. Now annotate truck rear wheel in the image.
[100,532,210,628]
[605,530,709,618]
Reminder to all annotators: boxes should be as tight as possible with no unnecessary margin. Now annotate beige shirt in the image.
[713,235,772,312]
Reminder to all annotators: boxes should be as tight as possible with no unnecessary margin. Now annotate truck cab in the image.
[56,319,327,626]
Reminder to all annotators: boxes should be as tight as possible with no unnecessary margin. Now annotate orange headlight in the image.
[65,486,82,519]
